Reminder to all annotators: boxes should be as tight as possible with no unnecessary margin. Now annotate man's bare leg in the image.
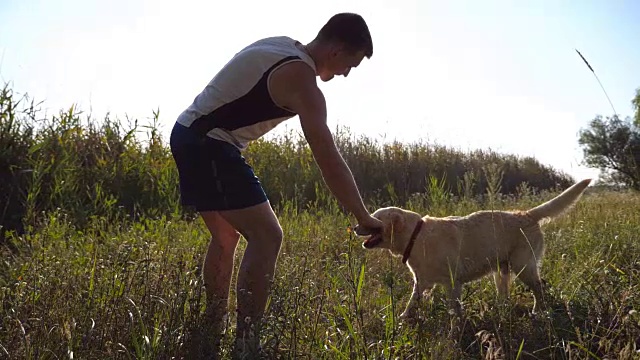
[217,201,284,355]
[199,211,241,355]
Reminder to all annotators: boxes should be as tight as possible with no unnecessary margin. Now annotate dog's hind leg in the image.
[511,231,547,312]
[445,281,465,337]
[518,262,546,312]
[494,261,511,299]
[511,255,546,312]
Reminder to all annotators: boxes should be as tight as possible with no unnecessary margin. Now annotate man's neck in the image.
[303,39,326,73]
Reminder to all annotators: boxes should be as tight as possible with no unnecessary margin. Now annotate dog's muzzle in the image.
[362,233,383,248]
[355,224,383,248]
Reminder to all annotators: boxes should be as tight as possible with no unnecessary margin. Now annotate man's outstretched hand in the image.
[354,214,383,236]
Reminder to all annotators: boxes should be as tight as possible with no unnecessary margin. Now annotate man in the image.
[169,12,383,357]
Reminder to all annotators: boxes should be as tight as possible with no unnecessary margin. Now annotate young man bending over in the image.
[169,12,383,358]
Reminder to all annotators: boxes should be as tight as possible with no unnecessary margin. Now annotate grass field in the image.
[2,182,639,359]
[2,82,639,359]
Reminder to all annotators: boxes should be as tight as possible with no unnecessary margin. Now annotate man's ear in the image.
[329,43,346,57]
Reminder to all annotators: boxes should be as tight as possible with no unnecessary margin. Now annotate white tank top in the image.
[176,36,317,150]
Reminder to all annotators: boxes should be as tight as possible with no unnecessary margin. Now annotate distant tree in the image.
[578,110,640,190]
[633,87,640,126]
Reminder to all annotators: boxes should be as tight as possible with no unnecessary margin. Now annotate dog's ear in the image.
[390,211,405,232]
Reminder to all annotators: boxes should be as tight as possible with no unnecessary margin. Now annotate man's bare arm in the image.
[269,61,371,221]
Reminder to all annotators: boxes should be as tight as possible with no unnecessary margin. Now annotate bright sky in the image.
[1,0,639,182]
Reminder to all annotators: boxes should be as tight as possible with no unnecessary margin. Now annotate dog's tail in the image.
[526,178,592,224]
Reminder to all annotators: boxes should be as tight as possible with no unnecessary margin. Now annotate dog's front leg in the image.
[400,278,432,320]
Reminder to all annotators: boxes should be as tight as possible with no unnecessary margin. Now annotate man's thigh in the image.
[217,201,283,244]
[200,211,240,241]
[170,125,269,212]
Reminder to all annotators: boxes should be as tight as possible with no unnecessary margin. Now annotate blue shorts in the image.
[169,122,268,212]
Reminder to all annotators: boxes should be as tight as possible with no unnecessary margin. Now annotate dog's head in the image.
[359,206,423,256]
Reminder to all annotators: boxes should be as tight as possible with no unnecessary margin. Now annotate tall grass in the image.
[1,82,573,241]
[4,81,636,359]
[2,179,639,359]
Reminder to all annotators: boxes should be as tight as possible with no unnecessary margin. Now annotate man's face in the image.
[319,45,367,82]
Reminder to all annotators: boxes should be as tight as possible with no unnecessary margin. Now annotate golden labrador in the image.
[358,178,592,319]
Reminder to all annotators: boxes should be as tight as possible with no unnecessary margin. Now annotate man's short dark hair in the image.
[317,13,373,58]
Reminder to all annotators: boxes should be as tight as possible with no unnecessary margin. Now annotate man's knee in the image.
[271,226,284,252]
[218,229,241,245]
[207,225,241,251]
[263,225,284,253]
[246,225,283,255]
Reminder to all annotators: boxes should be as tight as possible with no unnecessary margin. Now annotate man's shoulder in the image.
[239,36,316,81]
[281,61,316,82]
[240,36,296,52]
[269,61,324,115]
